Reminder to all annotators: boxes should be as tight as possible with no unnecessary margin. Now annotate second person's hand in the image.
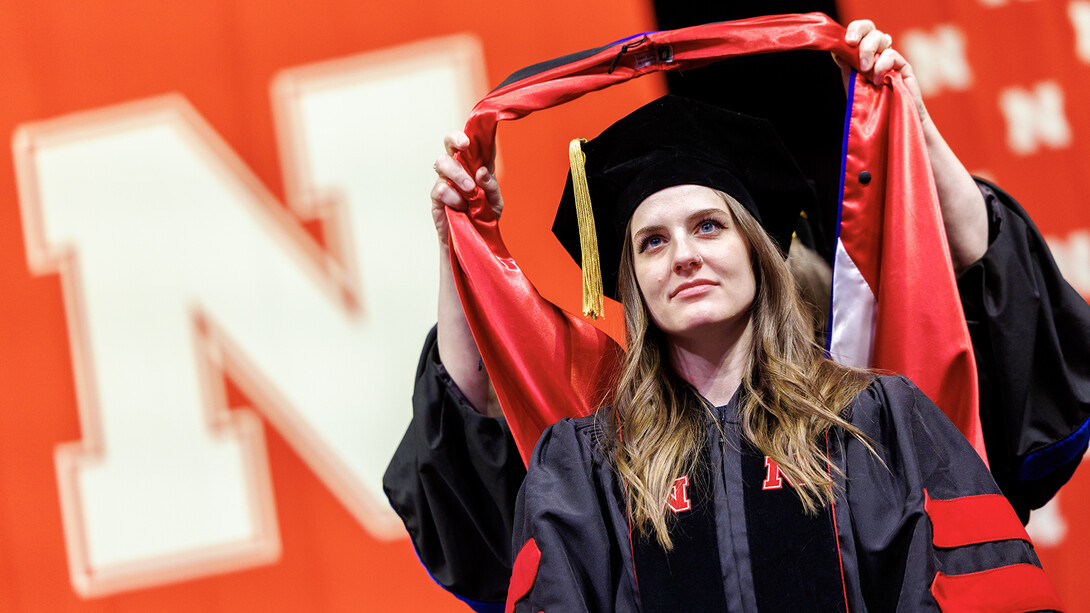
[431,131,504,248]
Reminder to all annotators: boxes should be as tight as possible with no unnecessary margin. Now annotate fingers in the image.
[844,19,875,45]
[875,48,929,123]
[843,20,894,73]
[434,130,502,219]
[872,47,908,82]
[431,177,469,212]
[475,166,504,217]
[442,130,470,156]
[857,27,893,72]
[843,20,925,120]
[434,152,476,193]
[432,134,473,216]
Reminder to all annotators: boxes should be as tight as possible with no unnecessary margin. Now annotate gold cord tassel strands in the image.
[568,138,605,320]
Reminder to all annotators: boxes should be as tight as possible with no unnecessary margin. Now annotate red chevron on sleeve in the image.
[931,564,1064,612]
[923,489,1030,548]
[505,538,541,613]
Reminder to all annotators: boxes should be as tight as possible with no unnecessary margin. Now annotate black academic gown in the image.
[383,325,526,609]
[510,376,1046,612]
[382,181,1088,609]
[959,180,1090,522]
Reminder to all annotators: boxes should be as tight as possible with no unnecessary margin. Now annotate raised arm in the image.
[844,19,1090,520]
[431,131,504,415]
[844,19,988,273]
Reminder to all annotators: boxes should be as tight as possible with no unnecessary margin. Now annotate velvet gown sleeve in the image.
[508,417,637,613]
[840,375,1060,612]
[958,179,1090,522]
[382,326,526,610]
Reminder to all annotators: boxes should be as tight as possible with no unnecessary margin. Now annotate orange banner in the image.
[0,1,661,610]
[2,0,1085,610]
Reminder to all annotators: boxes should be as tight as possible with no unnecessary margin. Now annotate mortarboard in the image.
[551,94,817,318]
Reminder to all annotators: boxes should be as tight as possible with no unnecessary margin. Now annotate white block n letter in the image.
[1071,1,1090,63]
[998,81,1072,155]
[13,35,486,597]
[901,25,973,97]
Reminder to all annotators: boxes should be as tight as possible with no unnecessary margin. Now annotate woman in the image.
[505,95,1044,612]
[387,20,1078,612]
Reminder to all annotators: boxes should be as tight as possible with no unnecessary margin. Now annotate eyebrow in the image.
[632,207,730,239]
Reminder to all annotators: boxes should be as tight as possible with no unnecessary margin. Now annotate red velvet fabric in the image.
[931,564,1064,612]
[924,489,1030,548]
[449,13,983,465]
[505,538,542,613]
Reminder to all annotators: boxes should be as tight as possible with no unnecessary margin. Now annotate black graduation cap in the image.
[551,94,817,318]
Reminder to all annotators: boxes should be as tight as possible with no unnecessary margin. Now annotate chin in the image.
[659,309,749,340]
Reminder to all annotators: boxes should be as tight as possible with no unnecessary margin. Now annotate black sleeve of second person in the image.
[382,326,526,604]
[958,179,1090,521]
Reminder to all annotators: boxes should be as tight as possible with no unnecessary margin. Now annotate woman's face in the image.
[629,184,756,341]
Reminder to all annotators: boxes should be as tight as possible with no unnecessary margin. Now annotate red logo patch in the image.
[762,456,803,490]
[668,475,691,513]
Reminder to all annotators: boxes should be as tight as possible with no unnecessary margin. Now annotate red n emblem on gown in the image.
[762,456,801,490]
[668,475,691,512]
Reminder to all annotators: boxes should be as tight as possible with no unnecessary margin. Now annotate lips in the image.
[670,279,717,299]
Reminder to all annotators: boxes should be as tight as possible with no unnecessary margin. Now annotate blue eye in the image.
[638,235,663,253]
[697,219,724,234]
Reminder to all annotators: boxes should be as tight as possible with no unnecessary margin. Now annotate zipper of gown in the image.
[716,410,743,611]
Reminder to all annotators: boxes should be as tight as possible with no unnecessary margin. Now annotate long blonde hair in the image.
[601,190,873,549]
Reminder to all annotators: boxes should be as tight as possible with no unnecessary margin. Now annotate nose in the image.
[672,238,703,273]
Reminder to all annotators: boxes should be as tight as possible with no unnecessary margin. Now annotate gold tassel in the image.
[569,138,604,320]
